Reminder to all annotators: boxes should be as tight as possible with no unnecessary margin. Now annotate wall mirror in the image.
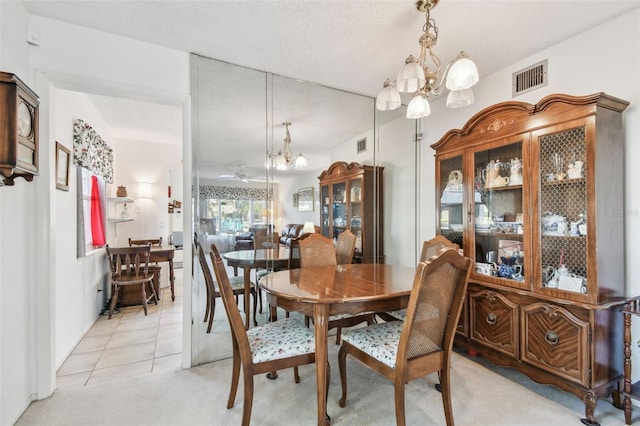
[190,54,412,365]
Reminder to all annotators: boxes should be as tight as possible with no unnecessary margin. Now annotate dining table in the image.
[222,247,291,328]
[259,263,416,426]
[148,244,177,301]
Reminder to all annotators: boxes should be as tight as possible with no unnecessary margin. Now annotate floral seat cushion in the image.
[342,320,441,368]
[224,275,254,291]
[385,309,407,321]
[247,317,315,363]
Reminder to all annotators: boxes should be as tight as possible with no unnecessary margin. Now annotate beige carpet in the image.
[17,343,628,426]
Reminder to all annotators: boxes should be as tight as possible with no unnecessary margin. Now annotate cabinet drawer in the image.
[470,290,519,358]
[521,303,589,386]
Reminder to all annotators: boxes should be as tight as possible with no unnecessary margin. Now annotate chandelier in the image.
[376,0,479,119]
[268,122,307,171]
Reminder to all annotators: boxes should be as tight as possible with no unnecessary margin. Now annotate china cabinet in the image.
[432,93,629,425]
[318,161,384,263]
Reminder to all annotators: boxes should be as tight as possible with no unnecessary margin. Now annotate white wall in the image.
[53,90,114,368]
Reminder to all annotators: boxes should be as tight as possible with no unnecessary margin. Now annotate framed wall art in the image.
[298,187,314,212]
[293,192,298,207]
[55,141,70,191]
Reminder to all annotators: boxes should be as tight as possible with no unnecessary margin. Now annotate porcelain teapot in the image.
[482,160,502,189]
[492,175,510,188]
[509,158,523,185]
[498,257,522,279]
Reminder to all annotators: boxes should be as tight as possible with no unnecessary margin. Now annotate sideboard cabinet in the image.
[318,161,384,263]
[432,93,629,425]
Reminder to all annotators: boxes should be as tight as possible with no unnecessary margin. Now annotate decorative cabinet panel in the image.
[469,288,519,358]
[432,93,629,425]
[318,161,384,263]
[520,302,590,386]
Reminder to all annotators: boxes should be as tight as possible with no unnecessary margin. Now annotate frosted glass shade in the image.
[294,154,307,170]
[303,222,316,234]
[446,56,479,90]
[406,95,431,119]
[138,182,152,198]
[376,84,401,111]
[446,88,475,108]
[396,56,425,93]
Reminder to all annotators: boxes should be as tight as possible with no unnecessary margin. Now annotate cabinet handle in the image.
[486,312,497,325]
[545,330,559,345]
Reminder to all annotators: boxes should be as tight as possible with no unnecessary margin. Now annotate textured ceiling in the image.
[21,0,640,179]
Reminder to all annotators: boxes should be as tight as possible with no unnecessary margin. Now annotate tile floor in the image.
[55,269,184,390]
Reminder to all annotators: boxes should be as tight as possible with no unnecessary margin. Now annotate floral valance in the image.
[199,185,272,201]
[73,119,114,183]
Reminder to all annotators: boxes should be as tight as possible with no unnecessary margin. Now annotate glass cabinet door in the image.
[438,155,464,249]
[332,181,347,241]
[320,184,330,237]
[536,125,588,296]
[473,139,528,289]
[349,177,363,256]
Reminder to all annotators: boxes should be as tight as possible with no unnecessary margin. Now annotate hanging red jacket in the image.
[91,175,106,246]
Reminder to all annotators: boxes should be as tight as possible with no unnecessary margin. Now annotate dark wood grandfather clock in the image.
[0,71,39,186]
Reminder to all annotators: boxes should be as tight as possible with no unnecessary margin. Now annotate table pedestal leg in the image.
[314,304,330,426]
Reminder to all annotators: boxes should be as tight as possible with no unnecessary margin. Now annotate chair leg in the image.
[293,367,300,383]
[141,284,148,315]
[227,344,241,409]
[440,367,454,426]
[241,368,254,426]
[108,285,119,319]
[335,327,342,345]
[338,344,348,407]
[394,376,407,426]
[206,298,215,333]
[252,289,258,327]
[204,283,211,323]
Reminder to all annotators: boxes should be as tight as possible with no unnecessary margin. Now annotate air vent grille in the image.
[512,59,548,97]
[357,138,367,154]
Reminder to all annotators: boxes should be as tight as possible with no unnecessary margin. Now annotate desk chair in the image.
[210,244,324,426]
[338,249,472,426]
[105,244,158,319]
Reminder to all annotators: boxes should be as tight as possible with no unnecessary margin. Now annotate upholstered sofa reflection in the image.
[234,224,275,250]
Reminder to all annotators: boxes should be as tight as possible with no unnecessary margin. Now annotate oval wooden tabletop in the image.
[223,248,290,266]
[260,263,416,303]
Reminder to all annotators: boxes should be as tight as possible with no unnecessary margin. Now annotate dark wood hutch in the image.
[432,93,629,425]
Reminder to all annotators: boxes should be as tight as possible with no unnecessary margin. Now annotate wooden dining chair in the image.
[105,244,158,319]
[210,244,325,426]
[199,242,259,330]
[300,233,374,344]
[380,235,460,322]
[338,249,472,426]
[299,233,337,267]
[128,237,163,246]
[335,229,356,265]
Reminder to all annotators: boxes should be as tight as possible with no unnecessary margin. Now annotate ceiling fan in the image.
[217,164,266,183]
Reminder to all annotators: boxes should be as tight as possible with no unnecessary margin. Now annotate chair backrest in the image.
[254,232,279,250]
[299,233,337,267]
[335,230,356,265]
[129,237,162,247]
[197,240,216,294]
[419,235,459,263]
[397,249,471,363]
[106,244,152,281]
[209,243,253,362]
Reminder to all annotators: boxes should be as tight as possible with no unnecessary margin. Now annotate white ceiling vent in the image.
[512,59,548,97]
[357,138,367,154]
